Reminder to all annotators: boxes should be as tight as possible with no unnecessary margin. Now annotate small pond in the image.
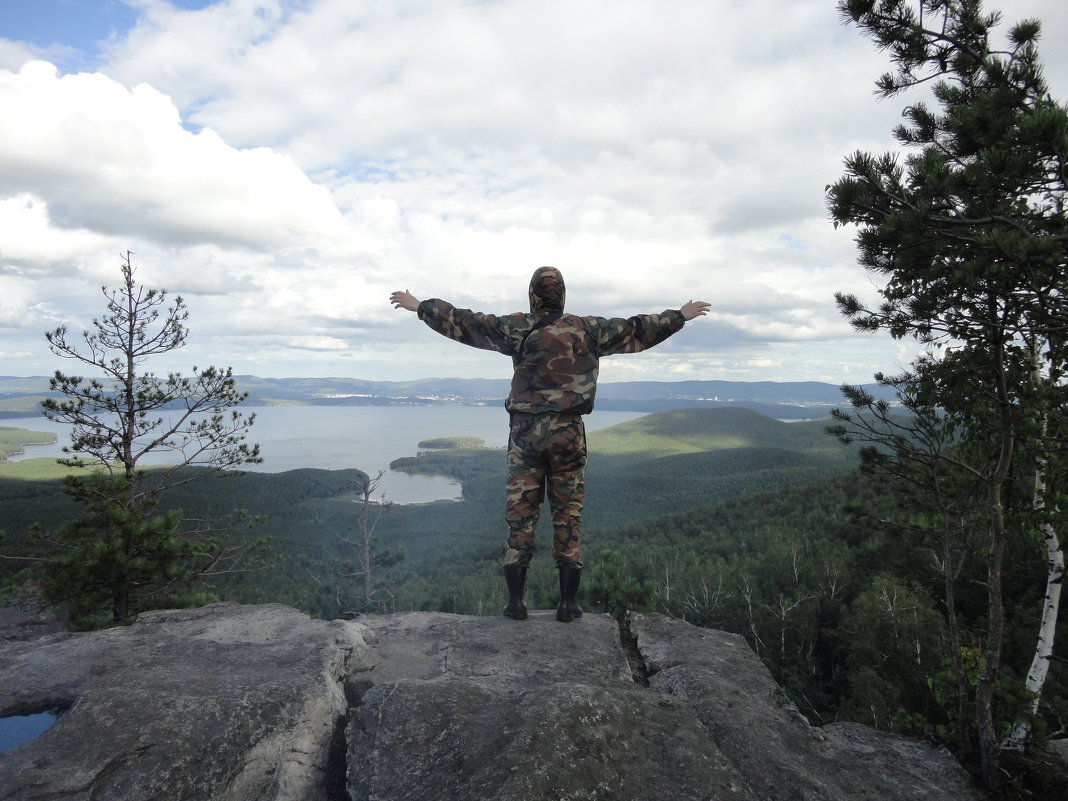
[0,707,68,753]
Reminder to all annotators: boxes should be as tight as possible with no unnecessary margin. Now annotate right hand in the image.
[390,290,420,312]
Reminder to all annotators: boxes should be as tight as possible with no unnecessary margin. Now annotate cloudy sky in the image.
[1,0,1066,385]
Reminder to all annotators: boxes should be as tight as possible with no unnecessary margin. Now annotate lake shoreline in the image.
[0,407,646,504]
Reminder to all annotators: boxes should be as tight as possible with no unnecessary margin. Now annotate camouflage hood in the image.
[529,266,565,315]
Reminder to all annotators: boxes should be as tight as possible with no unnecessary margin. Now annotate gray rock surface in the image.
[630,612,980,800]
[0,603,372,801]
[348,610,749,800]
[0,603,984,801]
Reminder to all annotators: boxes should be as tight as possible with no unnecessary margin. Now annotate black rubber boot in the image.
[502,565,528,620]
[556,563,583,623]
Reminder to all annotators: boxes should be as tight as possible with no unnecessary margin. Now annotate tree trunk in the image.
[941,529,972,751]
[362,512,372,609]
[976,432,1013,790]
[112,578,130,623]
[1004,464,1064,749]
[1004,344,1065,749]
[976,500,1006,788]
[359,478,374,609]
[977,360,1014,791]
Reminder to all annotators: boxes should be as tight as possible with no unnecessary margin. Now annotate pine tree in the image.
[38,252,262,624]
[828,0,1067,787]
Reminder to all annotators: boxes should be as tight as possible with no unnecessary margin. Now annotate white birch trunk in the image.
[1004,486,1063,750]
[1004,341,1064,750]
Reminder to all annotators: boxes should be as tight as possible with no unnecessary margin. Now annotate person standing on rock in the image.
[390,267,710,622]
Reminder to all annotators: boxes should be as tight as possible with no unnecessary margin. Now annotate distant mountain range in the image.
[0,375,897,420]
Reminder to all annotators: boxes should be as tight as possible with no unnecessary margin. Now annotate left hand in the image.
[680,300,710,321]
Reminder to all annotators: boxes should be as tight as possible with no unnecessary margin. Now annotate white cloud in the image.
[0,37,45,72]
[0,0,1064,383]
[103,0,891,167]
[0,194,110,262]
[0,60,345,250]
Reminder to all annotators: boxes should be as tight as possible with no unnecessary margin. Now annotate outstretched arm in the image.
[390,292,516,354]
[390,289,421,312]
[681,300,711,321]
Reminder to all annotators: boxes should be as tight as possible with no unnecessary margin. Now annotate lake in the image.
[2,406,646,504]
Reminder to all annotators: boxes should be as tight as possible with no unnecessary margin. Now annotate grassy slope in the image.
[0,428,57,460]
[0,457,72,480]
[587,407,844,458]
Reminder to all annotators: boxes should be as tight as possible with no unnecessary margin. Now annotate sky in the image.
[1,1,1066,386]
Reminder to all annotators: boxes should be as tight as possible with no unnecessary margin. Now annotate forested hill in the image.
[587,407,846,459]
[587,408,855,525]
[387,407,858,555]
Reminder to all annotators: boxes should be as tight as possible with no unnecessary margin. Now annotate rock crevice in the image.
[617,620,651,687]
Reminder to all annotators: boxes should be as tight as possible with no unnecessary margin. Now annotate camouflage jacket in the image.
[417,299,686,415]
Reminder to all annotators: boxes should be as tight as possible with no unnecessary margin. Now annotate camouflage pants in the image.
[503,412,587,569]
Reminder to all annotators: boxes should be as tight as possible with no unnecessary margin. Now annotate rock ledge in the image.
[0,603,982,801]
